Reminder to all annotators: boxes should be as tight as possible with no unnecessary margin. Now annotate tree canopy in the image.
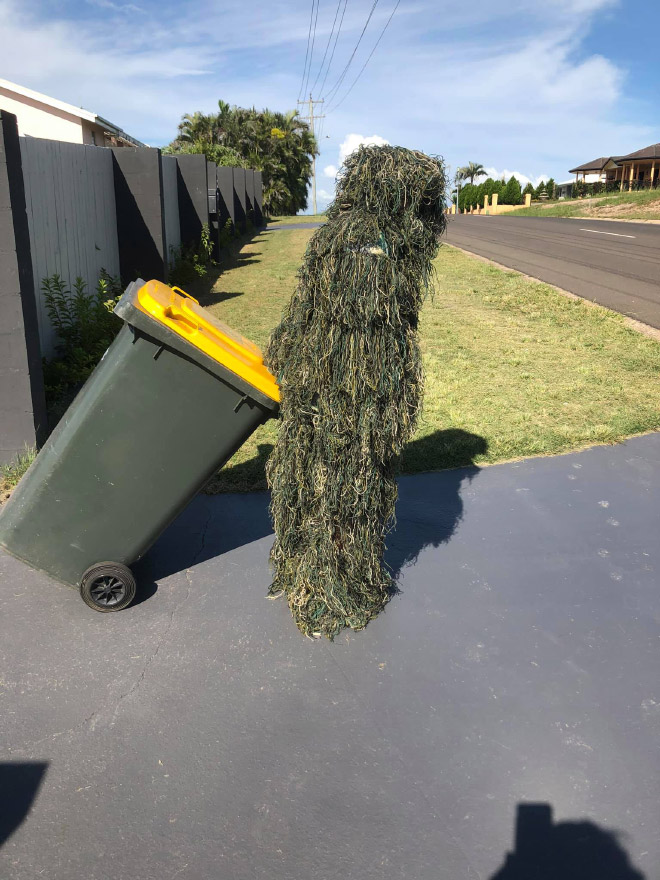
[164,100,318,216]
[456,161,486,184]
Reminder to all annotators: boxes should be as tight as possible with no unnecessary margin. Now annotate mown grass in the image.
[267,214,327,225]
[510,189,660,220]
[199,227,660,491]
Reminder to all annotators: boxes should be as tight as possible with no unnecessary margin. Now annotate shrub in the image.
[42,271,123,403]
[502,176,522,205]
[168,223,215,286]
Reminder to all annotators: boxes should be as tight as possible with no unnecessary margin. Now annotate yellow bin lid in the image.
[133,280,280,403]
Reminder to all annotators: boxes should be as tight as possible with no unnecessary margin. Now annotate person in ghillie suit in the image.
[266,145,447,639]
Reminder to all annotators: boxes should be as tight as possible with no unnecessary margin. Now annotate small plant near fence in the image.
[168,222,216,286]
[42,270,123,408]
[1,446,36,501]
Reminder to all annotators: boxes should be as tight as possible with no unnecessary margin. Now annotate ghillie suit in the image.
[266,145,447,638]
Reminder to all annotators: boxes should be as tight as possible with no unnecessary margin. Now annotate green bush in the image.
[168,222,215,286]
[503,175,522,205]
[42,270,123,403]
[218,217,235,250]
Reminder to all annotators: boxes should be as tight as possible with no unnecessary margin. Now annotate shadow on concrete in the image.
[489,803,645,880]
[386,428,488,578]
[0,762,47,849]
[136,430,487,594]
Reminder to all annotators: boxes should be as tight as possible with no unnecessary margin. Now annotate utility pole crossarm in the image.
[297,93,325,215]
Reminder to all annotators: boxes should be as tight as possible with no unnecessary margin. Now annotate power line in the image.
[321,0,380,104]
[297,0,317,102]
[301,0,321,103]
[297,93,326,214]
[318,0,349,98]
[310,0,345,95]
[326,0,400,112]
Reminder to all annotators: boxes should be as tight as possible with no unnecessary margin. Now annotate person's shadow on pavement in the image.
[489,803,645,880]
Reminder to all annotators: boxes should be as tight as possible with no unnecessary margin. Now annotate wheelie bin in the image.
[0,279,280,612]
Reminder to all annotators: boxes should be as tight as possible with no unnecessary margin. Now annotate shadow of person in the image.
[490,803,645,880]
[386,428,488,579]
[0,762,47,849]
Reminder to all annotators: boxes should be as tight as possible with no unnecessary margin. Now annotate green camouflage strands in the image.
[266,145,447,639]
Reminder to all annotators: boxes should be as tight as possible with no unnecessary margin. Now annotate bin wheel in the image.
[80,562,136,612]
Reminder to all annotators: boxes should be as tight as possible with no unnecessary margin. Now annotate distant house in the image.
[555,180,574,200]
[0,78,145,148]
[569,144,660,190]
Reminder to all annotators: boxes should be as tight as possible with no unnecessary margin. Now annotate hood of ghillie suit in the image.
[266,145,447,639]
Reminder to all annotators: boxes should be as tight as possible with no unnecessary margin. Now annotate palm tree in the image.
[456,161,486,184]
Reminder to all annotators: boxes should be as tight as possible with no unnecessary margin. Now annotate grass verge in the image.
[1,447,36,503]
[267,214,327,226]
[200,227,660,492]
[510,189,660,220]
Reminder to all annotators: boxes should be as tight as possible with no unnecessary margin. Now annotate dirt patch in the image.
[593,198,660,217]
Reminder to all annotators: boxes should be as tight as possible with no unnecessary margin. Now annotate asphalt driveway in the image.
[1,434,659,879]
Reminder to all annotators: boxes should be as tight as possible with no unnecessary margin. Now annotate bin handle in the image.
[171,286,200,305]
[164,304,198,333]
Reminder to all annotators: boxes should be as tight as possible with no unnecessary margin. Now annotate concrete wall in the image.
[161,155,181,266]
[0,112,47,463]
[20,137,121,357]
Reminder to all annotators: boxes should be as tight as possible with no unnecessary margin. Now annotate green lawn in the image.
[267,213,327,225]
[198,226,660,492]
[510,189,660,220]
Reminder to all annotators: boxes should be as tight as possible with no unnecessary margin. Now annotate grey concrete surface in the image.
[1,434,659,879]
[445,215,660,329]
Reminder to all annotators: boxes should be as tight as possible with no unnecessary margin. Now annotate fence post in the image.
[217,166,235,237]
[112,147,167,283]
[491,192,499,214]
[206,161,219,259]
[245,170,255,228]
[233,167,247,233]
[175,154,209,248]
[254,171,264,226]
[0,112,47,463]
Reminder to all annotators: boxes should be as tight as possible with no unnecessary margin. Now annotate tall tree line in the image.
[164,101,318,216]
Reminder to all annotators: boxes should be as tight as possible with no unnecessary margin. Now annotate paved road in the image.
[445,215,660,329]
[2,433,660,879]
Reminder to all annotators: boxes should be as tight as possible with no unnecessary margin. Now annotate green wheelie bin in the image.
[0,279,280,612]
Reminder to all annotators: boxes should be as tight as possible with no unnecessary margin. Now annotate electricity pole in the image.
[297,93,325,215]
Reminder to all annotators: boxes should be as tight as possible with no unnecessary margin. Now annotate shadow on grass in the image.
[386,428,488,578]
[207,428,489,494]
[180,228,269,304]
[138,429,487,594]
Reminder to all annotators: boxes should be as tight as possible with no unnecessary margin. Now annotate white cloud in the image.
[339,133,390,165]
[323,165,338,179]
[0,0,654,194]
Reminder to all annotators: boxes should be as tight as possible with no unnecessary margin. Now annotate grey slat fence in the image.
[0,108,265,461]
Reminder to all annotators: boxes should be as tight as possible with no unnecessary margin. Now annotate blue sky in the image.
[1,0,658,209]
